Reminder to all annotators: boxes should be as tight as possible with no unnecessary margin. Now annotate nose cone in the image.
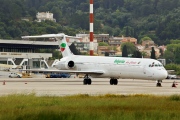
[160,70,168,80]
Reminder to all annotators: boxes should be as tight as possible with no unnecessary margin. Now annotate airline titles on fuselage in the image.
[114,59,141,65]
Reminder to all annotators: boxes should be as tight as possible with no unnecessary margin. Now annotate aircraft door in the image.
[144,65,154,79]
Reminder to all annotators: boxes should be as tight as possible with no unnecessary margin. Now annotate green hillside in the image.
[0,0,180,45]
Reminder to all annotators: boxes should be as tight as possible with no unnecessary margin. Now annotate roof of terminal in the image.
[0,39,59,49]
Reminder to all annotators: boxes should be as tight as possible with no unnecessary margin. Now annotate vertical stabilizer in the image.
[22,33,73,58]
[56,34,73,57]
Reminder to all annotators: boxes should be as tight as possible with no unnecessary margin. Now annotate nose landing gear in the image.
[156,80,162,87]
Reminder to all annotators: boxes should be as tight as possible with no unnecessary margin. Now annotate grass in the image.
[0,94,180,120]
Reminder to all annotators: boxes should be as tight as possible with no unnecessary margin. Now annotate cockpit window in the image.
[158,63,163,67]
[149,63,163,67]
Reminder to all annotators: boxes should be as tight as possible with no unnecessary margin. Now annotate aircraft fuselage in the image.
[56,55,167,80]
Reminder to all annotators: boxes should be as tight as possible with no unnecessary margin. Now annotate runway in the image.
[0,78,180,96]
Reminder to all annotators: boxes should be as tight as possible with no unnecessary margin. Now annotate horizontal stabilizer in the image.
[22,33,65,39]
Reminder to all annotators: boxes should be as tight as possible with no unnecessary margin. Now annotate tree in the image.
[121,42,136,54]
[52,50,62,59]
[159,48,164,58]
[132,50,142,58]
[174,46,180,64]
[162,43,180,64]
[51,7,62,22]
[170,39,180,44]
[1,0,180,44]
[150,47,156,59]
[164,50,175,64]
[123,26,134,37]
[140,36,152,44]
[122,45,128,57]
[46,26,58,34]
[164,44,180,64]
[102,26,113,35]
[141,51,147,58]
[98,42,109,46]
[113,27,121,36]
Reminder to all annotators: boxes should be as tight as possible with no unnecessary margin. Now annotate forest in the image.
[0,0,180,45]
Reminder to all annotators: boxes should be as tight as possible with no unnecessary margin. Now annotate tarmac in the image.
[0,77,180,96]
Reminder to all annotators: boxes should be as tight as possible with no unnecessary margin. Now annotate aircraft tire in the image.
[110,79,113,85]
[156,83,162,87]
[83,79,88,85]
[87,79,92,85]
[114,79,118,85]
[110,79,118,85]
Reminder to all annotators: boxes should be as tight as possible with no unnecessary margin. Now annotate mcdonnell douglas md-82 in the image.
[22,33,168,87]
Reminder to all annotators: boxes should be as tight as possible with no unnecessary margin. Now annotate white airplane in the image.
[22,33,168,87]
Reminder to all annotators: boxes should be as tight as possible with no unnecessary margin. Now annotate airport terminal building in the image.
[0,34,100,70]
[0,38,59,69]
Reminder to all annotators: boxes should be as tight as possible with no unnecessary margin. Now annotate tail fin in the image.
[22,33,73,58]
[56,34,73,57]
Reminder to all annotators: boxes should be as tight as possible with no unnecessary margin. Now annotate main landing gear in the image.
[83,74,91,85]
[110,78,118,85]
[83,75,118,85]
[156,80,162,87]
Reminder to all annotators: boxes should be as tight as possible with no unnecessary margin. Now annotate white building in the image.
[72,34,98,53]
[36,11,56,22]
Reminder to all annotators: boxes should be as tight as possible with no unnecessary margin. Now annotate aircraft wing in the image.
[20,69,104,74]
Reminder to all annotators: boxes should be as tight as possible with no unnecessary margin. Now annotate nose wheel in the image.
[83,74,91,85]
[156,80,162,87]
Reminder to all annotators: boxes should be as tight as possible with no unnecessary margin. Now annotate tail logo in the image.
[60,43,66,52]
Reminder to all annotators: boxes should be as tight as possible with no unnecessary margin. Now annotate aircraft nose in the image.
[156,70,168,80]
[162,70,168,79]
